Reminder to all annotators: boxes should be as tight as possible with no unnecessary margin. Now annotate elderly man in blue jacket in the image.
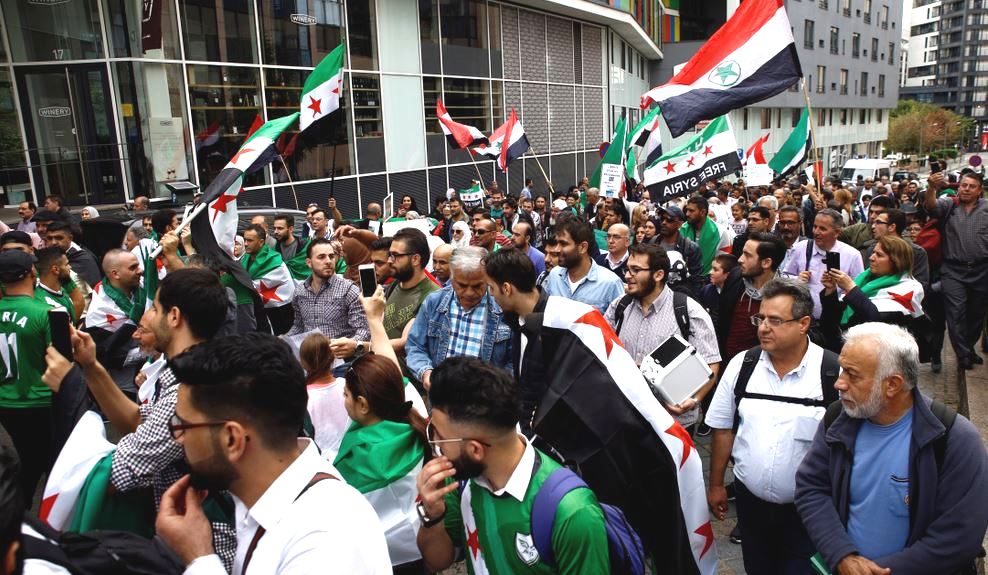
[795,322,987,575]
[406,245,512,390]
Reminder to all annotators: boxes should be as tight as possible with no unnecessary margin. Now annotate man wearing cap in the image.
[0,231,35,255]
[656,204,706,295]
[0,250,55,504]
[30,209,61,244]
[45,220,101,287]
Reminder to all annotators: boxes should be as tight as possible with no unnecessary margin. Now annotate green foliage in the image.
[886,100,974,155]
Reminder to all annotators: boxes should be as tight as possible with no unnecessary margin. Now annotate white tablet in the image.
[639,334,713,406]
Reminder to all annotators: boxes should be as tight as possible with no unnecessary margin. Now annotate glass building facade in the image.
[0,0,660,217]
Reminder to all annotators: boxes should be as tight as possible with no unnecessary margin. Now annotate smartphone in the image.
[825,251,840,271]
[358,263,377,298]
[48,308,73,362]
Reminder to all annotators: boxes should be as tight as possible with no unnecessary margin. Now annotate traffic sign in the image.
[970,155,983,167]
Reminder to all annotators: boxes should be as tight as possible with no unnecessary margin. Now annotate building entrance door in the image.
[16,65,123,206]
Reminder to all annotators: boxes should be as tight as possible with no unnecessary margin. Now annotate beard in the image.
[560,250,581,269]
[186,447,240,492]
[450,452,485,481]
[393,262,414,283]
[841,380,885,419]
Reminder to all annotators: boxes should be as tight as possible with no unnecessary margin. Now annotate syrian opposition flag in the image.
[529,296,717,574]
[40,411,114,530]
[768,106,811,178]
[333,422,425,566]
[242,245,296,308]
[743,132,770,166]
[842,274,924,325]
[85,280,142,332]
[640,0,802,137]
[643,115,741,202]
[437,100,488,149]
[300,42,344,132]
[458,182,486,211]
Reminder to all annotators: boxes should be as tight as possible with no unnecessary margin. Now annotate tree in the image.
[886,101,974,154]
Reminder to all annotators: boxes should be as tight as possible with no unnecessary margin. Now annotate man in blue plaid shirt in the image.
[406,246,513,389]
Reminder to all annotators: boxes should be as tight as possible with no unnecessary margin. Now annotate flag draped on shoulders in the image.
[40,411,114,530]
[284,237,313,281]
[842,272,924,325]
[86,280,140,331]
[300,43,345,132]
[644,115,741,202]
[242,245,295,308]
[437,100,489,149]
[768,106,811,177]
[333,420,424,566]
[641,0,802,137]
[525,296,717,575]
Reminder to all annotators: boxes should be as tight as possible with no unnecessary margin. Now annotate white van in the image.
[840,159,893,186]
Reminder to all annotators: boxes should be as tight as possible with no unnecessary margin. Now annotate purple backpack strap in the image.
[530,467,588,567]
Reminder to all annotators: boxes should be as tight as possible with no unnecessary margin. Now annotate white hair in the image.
[757,195,779,210]
[844,322,919,390]
[450,245,487,277]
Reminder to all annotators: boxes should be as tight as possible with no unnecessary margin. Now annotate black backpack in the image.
[731,345,841,433]
[20,515,185,575]
[612,290,692,340]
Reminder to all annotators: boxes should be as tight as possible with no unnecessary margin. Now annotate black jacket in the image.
[503,290,550,433]
[67,246,101,287]
[594,252,628,281]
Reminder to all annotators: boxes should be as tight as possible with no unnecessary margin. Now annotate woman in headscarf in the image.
[820,234,925,352]
[80,206,100,220]
[450,220,472,248]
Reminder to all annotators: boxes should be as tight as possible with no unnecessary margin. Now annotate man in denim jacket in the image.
[406,245,512,389]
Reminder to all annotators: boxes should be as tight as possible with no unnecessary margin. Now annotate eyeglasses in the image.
[426,421,491,457]
[387,252,413,261]
[473,229,492,236]
[750,314,802,328]
[453,229,464,234]
[625,266,654,275]
[606,234,629,240]
[168,413,229,440]
[871,219,890,226]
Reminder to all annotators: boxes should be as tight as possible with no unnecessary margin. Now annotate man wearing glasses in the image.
[861,208,929,285]
[471,217,499,253]
[415,357,610,574]
[594,223,630,280]
[381,229,440,356]
[705,278,840,575]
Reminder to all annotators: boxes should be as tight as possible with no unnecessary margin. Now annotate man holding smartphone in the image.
[0,250,53,504]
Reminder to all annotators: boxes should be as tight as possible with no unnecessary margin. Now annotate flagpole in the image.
[525,145,556,196]
[278,155,301,210]
[148,201,208,259]
[467,151,487,191]
[801,81,824,184]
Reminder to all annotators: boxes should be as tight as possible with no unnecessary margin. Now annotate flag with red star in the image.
[299,43,344,132]
[643,115,740,203]
[527,296,718,574]
[242,244,296,308]
[856,275,925,320]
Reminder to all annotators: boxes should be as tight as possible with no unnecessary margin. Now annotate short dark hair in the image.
[151,209,177,236]
[778,205,802,221]
[392,228,430,268]
[686,196,709,213]
[35,246,66,272]
[25,201,37,211]
[369,237,393,252]
[429,357,520,432]
[760,277,814,320]
[880,208,906,235]
[502,196,517,210]
[45,219,72,235]
[749,206,771,220]
[484,248,536,293]
[274,214,295,228]
[185,253,225,276]
[748,231,787,271]
[243,223,266,240]
[45,194,64,208]
[868,195,894,210]
[157,268,228,340]
[554,217,593,250]
[306,237,335,258]
[311,209,328,220]
[628,242,671,282]
[713,253,739,273]
[170,333,307,451]
[544,237,559,248]
[961,172,983,187]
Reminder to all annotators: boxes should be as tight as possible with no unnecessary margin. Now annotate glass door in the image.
[17,65,123,205]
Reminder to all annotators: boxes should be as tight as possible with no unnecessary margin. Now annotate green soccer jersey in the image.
[35,284,76,323]
[443,446,609,575]
[0,295,52,409]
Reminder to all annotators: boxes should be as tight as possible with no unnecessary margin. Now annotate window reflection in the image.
[347,0,378,71]
[423,76,445,166]
[440,0,490,77]
[265,68,353,180]
[0,71,29,205]
[187,65,265,188]
[4,0,104,61]
[258,0,344,67]
[420,0,441,74]
[103,0,181,59]
[352,74,385,173]
[180,0,257,64]
[444,78,490,164]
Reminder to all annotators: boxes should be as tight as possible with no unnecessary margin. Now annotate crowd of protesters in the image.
[0,167,985,575]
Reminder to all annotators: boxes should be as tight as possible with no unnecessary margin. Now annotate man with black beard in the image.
[44,268,237,568]
[415,357,611,574]
[154,333,391,574]
[382,228,440,354]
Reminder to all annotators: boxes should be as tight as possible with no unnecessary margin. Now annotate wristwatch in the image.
[354,342,366,356]
[416,501,446,528]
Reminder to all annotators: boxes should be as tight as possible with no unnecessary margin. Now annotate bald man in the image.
[431,244,453,286]
[85,249,144,397]
[595,223,630,280]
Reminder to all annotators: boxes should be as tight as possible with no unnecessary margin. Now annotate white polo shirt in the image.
[706,341,831,504]
[185,439,391,575]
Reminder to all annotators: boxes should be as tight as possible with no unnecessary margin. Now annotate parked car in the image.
[892,171,919,182]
